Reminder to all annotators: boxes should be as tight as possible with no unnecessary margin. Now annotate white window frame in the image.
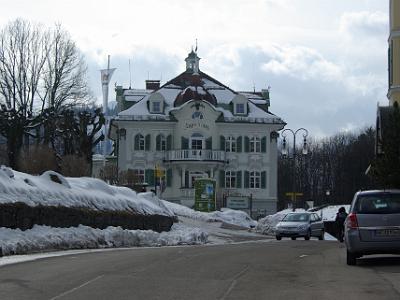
[138,134,145,151]
[225,136,236,152]
[250,171,261,189]
[250,137,261,153]
[134,169,145,183]
[225,171,236,188]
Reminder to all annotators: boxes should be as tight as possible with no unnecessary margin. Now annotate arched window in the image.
[156,134,166,151]
[134,134,145,151]
[250,137,261,152]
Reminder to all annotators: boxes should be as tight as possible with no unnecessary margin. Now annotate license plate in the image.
[375,229,400,237]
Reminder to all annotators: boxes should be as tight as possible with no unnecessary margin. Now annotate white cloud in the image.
[339,10,388,39]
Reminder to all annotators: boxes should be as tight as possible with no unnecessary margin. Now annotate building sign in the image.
[227,196,249,209]
[194,179,216,212]
[184,121,210,131]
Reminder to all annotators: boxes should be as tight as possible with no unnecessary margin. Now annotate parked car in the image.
[275,212,324,240]
[345,190,400,265]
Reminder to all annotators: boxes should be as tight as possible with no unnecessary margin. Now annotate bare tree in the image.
[41,24,91,112]
[0,19,93,169]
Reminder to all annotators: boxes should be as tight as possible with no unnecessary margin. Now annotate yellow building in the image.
[388,0,400,106]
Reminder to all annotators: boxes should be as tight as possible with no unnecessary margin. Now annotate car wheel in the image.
[318,230,324,240]
[291,237,296,240]
[304,230,311,240]
[276,235,282,240]
[346,251,357,266]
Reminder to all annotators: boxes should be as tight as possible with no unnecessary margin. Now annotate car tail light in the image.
[347,213,358,229]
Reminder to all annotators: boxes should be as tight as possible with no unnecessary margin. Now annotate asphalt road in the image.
[1,240,400,300]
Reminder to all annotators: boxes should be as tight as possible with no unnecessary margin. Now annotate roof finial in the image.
[195,38,198,53]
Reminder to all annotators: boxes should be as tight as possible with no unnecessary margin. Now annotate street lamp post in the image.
[281,128,309,211]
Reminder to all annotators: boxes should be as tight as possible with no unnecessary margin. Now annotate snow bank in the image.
[0,224,208,256]
[0,166,173,217]
[161,200,257,228]
[256,208,306,235]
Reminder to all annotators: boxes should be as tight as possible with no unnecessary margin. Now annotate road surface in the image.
[0,240,399,300]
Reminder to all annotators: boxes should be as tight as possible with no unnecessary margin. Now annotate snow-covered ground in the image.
[0,166,269,260]
[0,166,173,216]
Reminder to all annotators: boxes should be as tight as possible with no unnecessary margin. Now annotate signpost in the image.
[194,178,216,212]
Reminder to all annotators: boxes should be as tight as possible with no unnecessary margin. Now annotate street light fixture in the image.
[281,127,309,210]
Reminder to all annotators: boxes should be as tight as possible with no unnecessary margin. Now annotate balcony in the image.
[164,149,225,162]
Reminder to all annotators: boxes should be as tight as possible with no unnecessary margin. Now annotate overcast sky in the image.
[0,0,389,137]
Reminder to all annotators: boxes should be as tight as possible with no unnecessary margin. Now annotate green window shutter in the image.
[261,171,267,189]
[244,171,249,188]
[166,169,172,187]
[220,136,226,150]
[184,171,189,188]
[145,169,154,186]
[167,135,172,150]
[236,171,242,188]
[236,136,242,152]
[145,134,151,151]
[206,137,212,150]
[219,170,225,188]
[181,137,189,149]
[244,136,250,152]
[261,136,267,153]
[156,135,161,151]
[134,134,140,150]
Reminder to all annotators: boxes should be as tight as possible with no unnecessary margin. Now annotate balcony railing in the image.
[165,149,225,162]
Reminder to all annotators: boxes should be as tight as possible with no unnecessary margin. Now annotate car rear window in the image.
[355,194,400,214]
[282,213,310,222]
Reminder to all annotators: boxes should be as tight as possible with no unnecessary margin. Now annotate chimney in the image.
[145,80,160,90]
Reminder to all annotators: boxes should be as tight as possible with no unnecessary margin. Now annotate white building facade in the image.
[110,51,285,217]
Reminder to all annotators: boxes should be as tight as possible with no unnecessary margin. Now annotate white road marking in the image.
[49,275,104,300]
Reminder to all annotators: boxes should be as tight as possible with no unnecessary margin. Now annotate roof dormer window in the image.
[148,92,165,114]
[236,103,245,114]
[152,101,161,113]
[232,94,248,115]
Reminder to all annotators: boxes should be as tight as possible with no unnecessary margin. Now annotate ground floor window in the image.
[250,171,260,188]
[133,169,145,183]
[225,171,236,188]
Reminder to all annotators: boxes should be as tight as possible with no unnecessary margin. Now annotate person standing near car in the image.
[335,207,348,242]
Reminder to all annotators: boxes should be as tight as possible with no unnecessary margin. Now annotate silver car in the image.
[345,190,400,265]
[275,212,325,240]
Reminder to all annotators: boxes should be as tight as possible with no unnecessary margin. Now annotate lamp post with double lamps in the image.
[281,128,309,211]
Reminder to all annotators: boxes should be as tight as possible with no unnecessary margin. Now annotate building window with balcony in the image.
[250,171,261,188]
[191,133,203,150]
[133,169,145,183]
[225,136,236,152]
[250,137,261,152]
[225,171,237,188]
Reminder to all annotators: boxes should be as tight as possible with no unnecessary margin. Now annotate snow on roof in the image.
[116,69,283,124]
[0,166,174,216]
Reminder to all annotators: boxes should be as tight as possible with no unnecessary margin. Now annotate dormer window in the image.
[232,94,248,115]
[152,101,161,113]
[236,103,245,114]
[148,92,165,114]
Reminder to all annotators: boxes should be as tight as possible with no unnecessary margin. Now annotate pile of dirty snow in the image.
[256,208,305,235]
[162,200,257,228]
[0,166,173,216]
[0,223,208,256]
